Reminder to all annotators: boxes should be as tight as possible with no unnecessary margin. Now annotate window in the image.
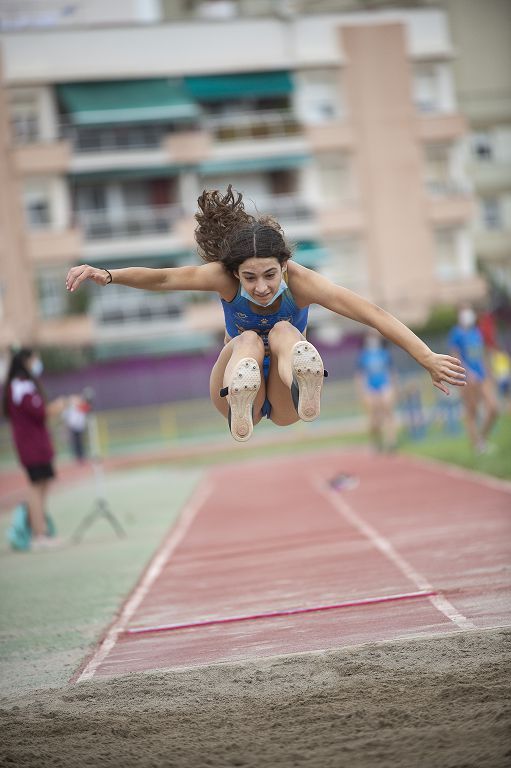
[26,200,51,228]
[195,1,238,19]
[472,132,493,161]
[9,89,40,143]
[481,198,502,230]
[268,170,296,196]
[38,270,67,318]
[74,184,107,213]
[424,143,452,195]
[413,65,439,114]
[435,228,461,281]
[91,282,183,324]
[23,180,52,229]
[298,70,342,125]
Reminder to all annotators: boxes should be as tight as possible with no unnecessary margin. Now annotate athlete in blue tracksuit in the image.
[356,333,397,451]
[448,306,498,452]
[66,186,467,442]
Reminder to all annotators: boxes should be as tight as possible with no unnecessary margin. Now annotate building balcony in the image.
[247,193,318,240]
[62,121,202,156]
[203,110,302,144]
[13,140,72,175]
[305,121,355,152]
[425,185,475,225]
[28,228,83,264]
[92,295,219,351]
[432,274,487,305]
[468,161,511,195]
[35,315,94,347]
[418,114,467,142]
[77,204,184,242]
[92,293,184,327]
[247,194,312,222]
[474,228,511,260]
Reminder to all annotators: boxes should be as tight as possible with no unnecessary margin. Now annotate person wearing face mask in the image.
[66,186,467,442]
[356,331,398,452]
[448,305,499,453]
[2,347,71,550]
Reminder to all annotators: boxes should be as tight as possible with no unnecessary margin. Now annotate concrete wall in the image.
[446,0,511,124]
[0,8,452,83]
[0,56,37,349]
[342,23,434,320]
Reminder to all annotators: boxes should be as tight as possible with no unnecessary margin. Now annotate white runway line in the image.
[314,476,476,631]
[74,480,212,683]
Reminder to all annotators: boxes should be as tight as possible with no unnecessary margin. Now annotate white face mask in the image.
[240,278,287,308]
[30,358,44,377]
[459,308,476,328]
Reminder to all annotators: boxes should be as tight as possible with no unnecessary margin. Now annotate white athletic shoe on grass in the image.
[31,535,64,551]
[291,341,325,421]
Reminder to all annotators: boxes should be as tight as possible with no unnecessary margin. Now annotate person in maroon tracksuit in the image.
[2,348,69,549]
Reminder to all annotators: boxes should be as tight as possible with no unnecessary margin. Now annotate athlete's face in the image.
[235,257,286,306]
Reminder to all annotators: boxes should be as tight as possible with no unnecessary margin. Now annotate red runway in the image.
[75,451,511,682]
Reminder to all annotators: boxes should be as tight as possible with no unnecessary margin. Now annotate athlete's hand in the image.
[66,264,110,292]
[424,352,466,395]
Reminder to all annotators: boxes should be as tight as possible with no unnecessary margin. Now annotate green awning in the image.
[70,166,182,184]
[199,154,309,176]
[294,241,329,268]
[57,79,199,126]
[185,71,293,102]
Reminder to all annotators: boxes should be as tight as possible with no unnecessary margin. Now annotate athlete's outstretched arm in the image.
[290,263,466,395]
[66,261,230,295]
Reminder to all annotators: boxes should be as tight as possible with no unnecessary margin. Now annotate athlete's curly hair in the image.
[194,185,292,275]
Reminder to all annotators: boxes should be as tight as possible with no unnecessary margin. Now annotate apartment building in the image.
[0,1,484,359]
[444,0,511,298]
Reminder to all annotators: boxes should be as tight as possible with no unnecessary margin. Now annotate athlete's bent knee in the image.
[236,330,264,352]
[267,320,294,344]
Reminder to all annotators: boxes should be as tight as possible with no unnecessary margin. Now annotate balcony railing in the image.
[61,122,197,153]
[10,117,41,145]
[425,179,471,197]
[92,288,184,324]
[95,302,184,325]
[76,204,184,241]
[13,111,301,151]
[247,194,313,221]
[204,110,302,142]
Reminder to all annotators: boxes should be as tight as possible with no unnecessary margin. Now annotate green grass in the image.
[0,466,202,697]
[400,413,511,481]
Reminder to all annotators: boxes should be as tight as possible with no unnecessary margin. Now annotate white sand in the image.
[1,628,510,768]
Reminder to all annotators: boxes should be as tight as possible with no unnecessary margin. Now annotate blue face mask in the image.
[240,278,287,308]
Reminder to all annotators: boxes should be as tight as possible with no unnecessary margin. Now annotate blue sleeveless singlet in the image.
[220,280,309,418]
[221,282,309,348]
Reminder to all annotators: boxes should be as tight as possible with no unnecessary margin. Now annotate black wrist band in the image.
[102,268,113,285]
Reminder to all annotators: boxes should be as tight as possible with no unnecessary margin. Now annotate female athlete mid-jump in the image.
[66,186,467,442]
